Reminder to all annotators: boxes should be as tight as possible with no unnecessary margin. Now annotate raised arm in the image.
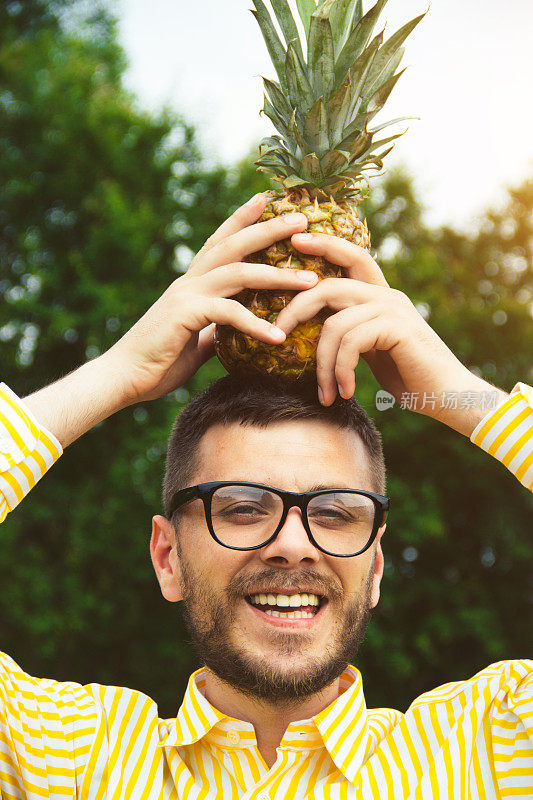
[0,195,319,520]
[274,232,533,491]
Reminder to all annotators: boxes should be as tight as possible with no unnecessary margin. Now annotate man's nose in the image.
[259,507,320,567]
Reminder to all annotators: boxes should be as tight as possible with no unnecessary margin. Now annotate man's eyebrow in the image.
[306,484,357,492]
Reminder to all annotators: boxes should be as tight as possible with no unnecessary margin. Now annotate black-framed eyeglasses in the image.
[168,481,389,558]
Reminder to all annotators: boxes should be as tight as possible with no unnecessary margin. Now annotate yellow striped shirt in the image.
[0,381,532,798]
[0,651,532,798]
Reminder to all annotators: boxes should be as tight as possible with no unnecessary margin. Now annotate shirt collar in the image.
[159,668,225,747]
[159,664,370,781]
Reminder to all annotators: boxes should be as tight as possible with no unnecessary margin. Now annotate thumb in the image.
[197,323,216,364]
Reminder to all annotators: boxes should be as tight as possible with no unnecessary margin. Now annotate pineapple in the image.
[215,0,424,379]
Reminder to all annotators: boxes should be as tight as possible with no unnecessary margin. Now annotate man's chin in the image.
[205,646,349,705]
[198,613,373,705]
[181,587,374,704]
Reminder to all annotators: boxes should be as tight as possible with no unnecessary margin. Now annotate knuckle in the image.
[320,277,338,290]
[392,288,411,306]
[213,237,230,253]
[316,355,330,374]
[343,329,360,347]
[321,316,336,334]
[227,262,246,281]
[198,235,216,253]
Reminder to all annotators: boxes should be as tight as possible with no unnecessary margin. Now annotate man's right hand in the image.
[105,193,315,406]
[22,194,316,447]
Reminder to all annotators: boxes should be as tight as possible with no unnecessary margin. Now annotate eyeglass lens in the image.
[210,485,376,555]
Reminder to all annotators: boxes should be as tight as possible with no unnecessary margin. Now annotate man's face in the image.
[151,420,385,705]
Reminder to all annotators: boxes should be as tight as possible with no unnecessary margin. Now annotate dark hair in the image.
[162,373,385,518]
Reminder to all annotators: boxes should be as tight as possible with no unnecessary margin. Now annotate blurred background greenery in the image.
[1,0,532,715]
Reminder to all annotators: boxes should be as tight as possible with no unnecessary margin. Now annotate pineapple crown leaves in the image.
[252,0,425,199]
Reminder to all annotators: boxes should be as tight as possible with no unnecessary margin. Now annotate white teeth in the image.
[250,592,321,607]
[264,609,314,619]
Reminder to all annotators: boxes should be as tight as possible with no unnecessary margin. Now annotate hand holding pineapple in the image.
[274,231,508,436]
[103,194,320,408]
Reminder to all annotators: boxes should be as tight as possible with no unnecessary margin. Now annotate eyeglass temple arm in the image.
[169,486,200,516]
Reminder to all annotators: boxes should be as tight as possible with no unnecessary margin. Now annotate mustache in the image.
[227,568,343,602]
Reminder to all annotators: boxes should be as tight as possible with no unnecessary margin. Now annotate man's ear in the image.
[369,523,386,609]
[150,515,184,602]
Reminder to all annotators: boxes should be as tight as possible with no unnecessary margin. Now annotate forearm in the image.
[426,370,509,438]
[22,353,129,449]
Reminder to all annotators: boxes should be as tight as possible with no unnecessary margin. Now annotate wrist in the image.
[427,369,508,437]
[23,354,131,448]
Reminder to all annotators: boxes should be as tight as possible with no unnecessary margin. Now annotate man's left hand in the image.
[274,232,507,438]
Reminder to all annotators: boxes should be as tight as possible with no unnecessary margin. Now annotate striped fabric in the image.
[470,383,533,491]
[0,383,62,523]
[0,381,532,798]
[0,652,532,798]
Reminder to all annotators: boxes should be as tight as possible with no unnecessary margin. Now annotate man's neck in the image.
[201,668,342,769]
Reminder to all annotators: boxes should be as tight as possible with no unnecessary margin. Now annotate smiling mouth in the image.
[245,592,327,620]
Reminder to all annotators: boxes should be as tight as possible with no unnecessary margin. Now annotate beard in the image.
[177,551,375,706]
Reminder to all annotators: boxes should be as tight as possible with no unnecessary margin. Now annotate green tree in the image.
[1,3,531,716]
[0,1,220,708]
[355,172,533,707]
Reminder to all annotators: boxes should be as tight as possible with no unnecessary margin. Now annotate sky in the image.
[117,0,533,230]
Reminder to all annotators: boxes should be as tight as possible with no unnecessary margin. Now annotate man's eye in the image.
[310,508,351,522]
[221,504,267,517]
[315,509,346,517]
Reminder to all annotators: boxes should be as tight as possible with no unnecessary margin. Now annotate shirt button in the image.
[227,730,240,746]
[257,792,270,800]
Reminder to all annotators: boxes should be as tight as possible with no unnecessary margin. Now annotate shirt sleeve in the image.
[470,383,533,492]
[0,383,63,523]
[490,660,533,797]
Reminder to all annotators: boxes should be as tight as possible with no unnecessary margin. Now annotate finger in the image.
[200,298,287,345]
[275,277,386,335]
[291,232,389,287]
[316,306,381,406]
[335,318,395,399]
[190,194,269,267]
[191,212,308,276]
[202,262,319,297]
[177,325,216,379]
[197,323,216,362]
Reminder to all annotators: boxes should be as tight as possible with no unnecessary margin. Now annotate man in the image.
[0,193,531,799]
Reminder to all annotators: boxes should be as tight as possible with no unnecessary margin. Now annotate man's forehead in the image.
[193,419,375,490]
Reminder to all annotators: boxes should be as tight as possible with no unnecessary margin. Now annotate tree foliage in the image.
[0,3,531,714]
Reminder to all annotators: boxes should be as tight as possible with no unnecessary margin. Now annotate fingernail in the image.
[297,270,318,283]
[293,232,313,241]
[282,212,306,225]
[245,193,262,206]
[318,387,324,404]
[338,383,351,399]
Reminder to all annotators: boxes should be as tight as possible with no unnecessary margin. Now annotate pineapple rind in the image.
[214,189,371,379]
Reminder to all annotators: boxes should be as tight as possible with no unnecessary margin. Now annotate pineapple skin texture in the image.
[215,189,371,380]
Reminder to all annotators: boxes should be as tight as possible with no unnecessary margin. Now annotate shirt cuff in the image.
[0,383,63,518]
[470,383,533,491]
